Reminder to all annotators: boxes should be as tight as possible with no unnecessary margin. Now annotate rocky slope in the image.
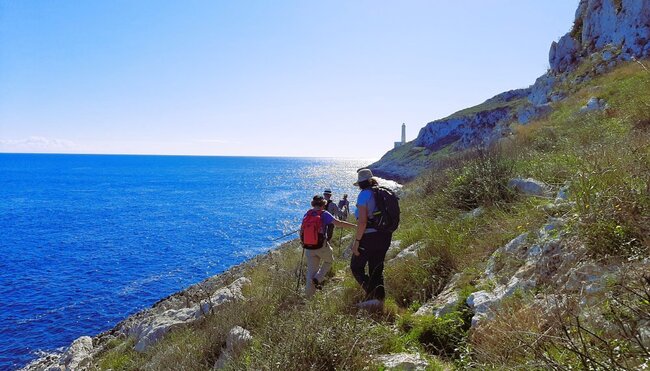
[369,0,650,181]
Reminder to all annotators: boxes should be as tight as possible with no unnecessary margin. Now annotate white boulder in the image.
[464,206,485,219]
[466,291,497,327]
[375,353,429,371]
[508,178,552,197]
[393,242,425,261]
[580,97,609,113]
[214,326,253,369]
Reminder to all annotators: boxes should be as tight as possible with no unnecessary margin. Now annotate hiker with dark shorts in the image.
[323,189,340,241]
[350,169,398,309]
[301,195,356,298]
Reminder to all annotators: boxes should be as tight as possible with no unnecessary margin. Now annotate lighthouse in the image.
[394,123,406,149]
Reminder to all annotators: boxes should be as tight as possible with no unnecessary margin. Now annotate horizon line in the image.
[0,151,378,162]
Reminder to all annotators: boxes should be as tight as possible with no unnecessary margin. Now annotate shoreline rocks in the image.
[21,239,301,371]
[127,277,251,352]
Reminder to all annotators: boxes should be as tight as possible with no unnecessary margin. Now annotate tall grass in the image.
[91,60,650,370]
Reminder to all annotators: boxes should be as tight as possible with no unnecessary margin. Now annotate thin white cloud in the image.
[194,139,240,145]
[0,136,76,150]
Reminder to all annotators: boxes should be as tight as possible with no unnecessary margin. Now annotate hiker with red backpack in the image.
[301,195,357,298]
[350,168,400,310]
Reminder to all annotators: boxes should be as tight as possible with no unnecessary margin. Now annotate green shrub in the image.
[385,242,456,308]
[97,338,137,370]
[229,306,395,370]
[572,147,649,258]
[399,310,471,359]
[447,150,516,210]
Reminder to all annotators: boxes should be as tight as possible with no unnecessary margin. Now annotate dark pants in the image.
[350,231,392,301]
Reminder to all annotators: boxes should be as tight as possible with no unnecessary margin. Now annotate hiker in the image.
[301,195,356,298]
[338,194,350,220]
[350,169,398,308]
[323,189,341,241]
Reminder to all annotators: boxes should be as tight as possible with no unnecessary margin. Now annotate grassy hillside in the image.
[91,60,649,370]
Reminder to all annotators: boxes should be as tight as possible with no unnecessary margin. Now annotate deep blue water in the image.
[0,154,373,370]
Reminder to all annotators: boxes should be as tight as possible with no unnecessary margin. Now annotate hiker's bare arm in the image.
[333,219,356,229]
[352,205,368,256]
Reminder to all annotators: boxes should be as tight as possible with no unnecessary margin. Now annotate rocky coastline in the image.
[21,238,301,371]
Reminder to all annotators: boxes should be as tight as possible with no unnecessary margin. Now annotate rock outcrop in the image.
[58,336,95,371]
[532,0,650,105]
[415,273,462,318]
[461,206,643,330]
[414,107,513,152]
[551,0,650,74]
[408,181,642,330]
[467,217,570,327]
[126,277,251,352]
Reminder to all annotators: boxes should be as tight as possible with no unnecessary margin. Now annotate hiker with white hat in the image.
[322,189,340,242]
[350,168,394,309]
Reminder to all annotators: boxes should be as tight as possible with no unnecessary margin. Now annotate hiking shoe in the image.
[312,278,323,290]
[356,299,384,312]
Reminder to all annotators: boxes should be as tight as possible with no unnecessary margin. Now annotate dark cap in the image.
[311,195,326,207]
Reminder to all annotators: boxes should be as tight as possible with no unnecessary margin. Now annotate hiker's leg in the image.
[305,250,320,298]
[365,232,392,301]
[315,243,334,284]
[350,235,371,294]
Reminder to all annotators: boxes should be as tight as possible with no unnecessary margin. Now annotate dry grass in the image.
[92,60,650,370]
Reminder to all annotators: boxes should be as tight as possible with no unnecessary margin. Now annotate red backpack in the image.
[300,210,325,249]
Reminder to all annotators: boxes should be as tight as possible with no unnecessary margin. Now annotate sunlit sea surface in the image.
[0,154,386,370]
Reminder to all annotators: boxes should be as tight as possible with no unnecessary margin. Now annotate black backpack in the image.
[368,186,400,233]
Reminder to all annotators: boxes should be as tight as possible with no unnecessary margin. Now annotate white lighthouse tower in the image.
[394,123,406,148]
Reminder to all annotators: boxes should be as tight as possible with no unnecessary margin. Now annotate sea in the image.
[0,154,385,370]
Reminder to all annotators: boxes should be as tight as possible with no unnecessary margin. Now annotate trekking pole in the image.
[295,248,305,292]
[338,228,343,256]
[272,229,299,241]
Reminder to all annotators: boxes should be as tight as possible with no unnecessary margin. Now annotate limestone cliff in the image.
[369,0,650,181]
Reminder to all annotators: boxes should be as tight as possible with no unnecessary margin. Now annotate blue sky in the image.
[0,1,578,159]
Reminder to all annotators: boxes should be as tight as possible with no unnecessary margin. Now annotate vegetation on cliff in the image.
[87,59,649,370]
